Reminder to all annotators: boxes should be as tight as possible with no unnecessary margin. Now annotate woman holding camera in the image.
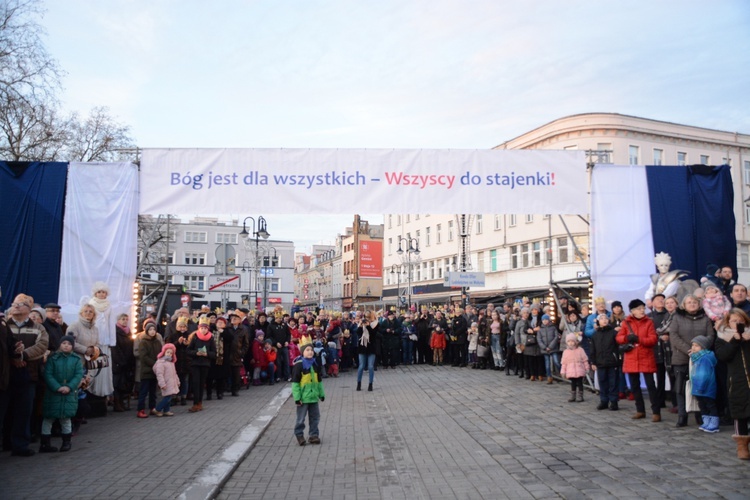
[670,295,716,427]
[714,308,750,459]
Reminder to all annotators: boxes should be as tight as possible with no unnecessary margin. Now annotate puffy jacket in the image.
[228,325,250,366]
[669,309,715,366]
[187,334,216,368]
[589,325,619,368]
[291,358,325,404]
[715,331,750,419]
[137,334,162,380]
[42,351,84,419]
[430,331,447,350]
[616,315,657,373]
[153,357,180,397]
[689,349,717,398]
[537,324,560,353]
[560,346,590,378]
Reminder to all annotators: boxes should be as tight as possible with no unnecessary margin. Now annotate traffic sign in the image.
[208,274,241,291]
[444,272,486,287]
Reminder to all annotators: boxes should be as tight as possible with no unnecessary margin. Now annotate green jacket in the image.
[43,351,84,419]
[291,359,325,404]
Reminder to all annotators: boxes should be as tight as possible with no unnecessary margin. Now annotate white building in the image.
[139,217,295,312]
[382,113,750,307]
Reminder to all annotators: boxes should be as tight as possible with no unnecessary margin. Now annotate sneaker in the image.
[631,412,646,420]
[596,402,608,410]
[163,411,175,417]
[150,409,159,415]
[308,436,321,444]
[137,409,148,419]
[627,393,635,401]
[652,414,661,423]
[153,411,164,417]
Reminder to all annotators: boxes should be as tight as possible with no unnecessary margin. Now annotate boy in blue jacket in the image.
[690,335,719,433]
[292,342,325,446]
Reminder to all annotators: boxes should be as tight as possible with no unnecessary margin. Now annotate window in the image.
[397,215,402,226]
[558,237,569,263]
[746,204,750,226]
[741,244,749,268]
[494,215,502,230]
[744,161,750,185]
[543,214,550,220]
[723,156,731,166]
[476,215,483,234]
[544,239,551,264]
[448,221,454,241]
[184,252,206,265]
[628,145,639,165]
[388,237,392,255]
[521,244,529,268]
[415,214,420,220]
[477,251,485,272]
[184,231,207,243]
[168,230,176,242]
[525,214,533,224]
[216,233,237,244]
[426,227,431,246]
[444,258,452,273]
[262,256,279,267]
[653,149,663,166]
[700,155,710,165]
[490,249,497,272]
[429,261,435,280]
[597,143,613,164]
[677,152,687,166]
[510,246,518,269]
[406,214,410,223]
[388,215,392,229]
[436,224,442,244]
[184,276,205,290]
[509,214,517,227]
[533,241,541,266]
[267,278,280,292]
[415,230,421,248]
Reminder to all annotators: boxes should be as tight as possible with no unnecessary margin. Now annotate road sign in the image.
[260,268,274,277]
[444,272,486,287]
[208,274,241,291]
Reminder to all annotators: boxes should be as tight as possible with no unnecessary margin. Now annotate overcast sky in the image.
[40,0,750,252]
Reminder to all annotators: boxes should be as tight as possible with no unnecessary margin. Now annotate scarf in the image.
[215,329,225,363]
[196,329,213,342]
[163,355,173,362]
[717,326,736,343]
[302,356,316,371]
[89,296,110,314]
[359,327,371,347]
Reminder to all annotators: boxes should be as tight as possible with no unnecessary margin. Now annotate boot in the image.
[188,402,203,413]
[732,435,750,460]
[676,415,688,427]
[59,434,72,452]
[702,415,720,433]
[576,388,584,402]
[568,391,576,403]
[113,393,126,412]
[356,382,361,391]
[547,377,553,384]
[698,415,708,431]
[368,383,373,392]
[39,435,58,453]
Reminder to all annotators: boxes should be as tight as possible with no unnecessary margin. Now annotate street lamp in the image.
[260,246,278,311]
[239,216,270,309]
[240,260,252,306]
[390,264,405,309]
[396,236,420,311]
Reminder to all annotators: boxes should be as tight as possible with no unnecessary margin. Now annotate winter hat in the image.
[31,307,46,319]
[611,301,622,310]
[158,343,177,362]
[471,322,478,328]
[565,333,578,344]
[691,335,711,350]
[59,335,75,348]
[299,324,308,332]
[706,264,719,276]
[300,342,314,354]
[264,338,273,345]
[255,329,265,339]
[628,299,646,310]
[701,281,720,292]
[542,314,551,321]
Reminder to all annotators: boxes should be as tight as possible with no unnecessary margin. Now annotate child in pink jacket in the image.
[153,343,180,417]
[560,333,590,403]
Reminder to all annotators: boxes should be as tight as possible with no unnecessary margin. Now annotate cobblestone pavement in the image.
[0,384,284,500]
[219,365,748,500]
[2,365,747,500]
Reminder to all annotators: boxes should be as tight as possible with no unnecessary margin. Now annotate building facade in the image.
[138,217,295,312]
[381,113,750,308]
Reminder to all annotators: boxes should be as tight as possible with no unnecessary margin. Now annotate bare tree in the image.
[65,106,136,162]
[0,1,137,162]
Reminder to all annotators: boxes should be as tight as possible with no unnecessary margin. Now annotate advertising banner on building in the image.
[359,240,383,278]
[139,148,587,214]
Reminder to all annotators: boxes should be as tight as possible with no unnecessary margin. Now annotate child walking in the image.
[153,343,180,417]
[292,342,325,446]
[40,335,84,453]
[430,325,447,366]
[690,335,720,433]
[561,333,590,403]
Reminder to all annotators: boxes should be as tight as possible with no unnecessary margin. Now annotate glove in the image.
[627,334,638,344]
[295,400,302,406]
[320,397,325,402]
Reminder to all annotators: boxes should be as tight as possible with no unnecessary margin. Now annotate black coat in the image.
[715,337,750,420]
[43,318,64,352]
[451,316,469,344]
[188,334,217,368]
[589,325,619,368]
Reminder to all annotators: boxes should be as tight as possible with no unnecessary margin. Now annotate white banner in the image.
[139,148,587,214]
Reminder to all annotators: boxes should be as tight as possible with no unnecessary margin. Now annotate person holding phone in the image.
[714,308,750,459]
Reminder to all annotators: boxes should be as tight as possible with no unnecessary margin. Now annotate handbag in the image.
[477,345,489,358]
[525,333,538,345]
[85,347,110,377]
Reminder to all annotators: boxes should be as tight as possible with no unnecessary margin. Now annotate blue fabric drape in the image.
[0,162,68,307]
[646,165,736,280]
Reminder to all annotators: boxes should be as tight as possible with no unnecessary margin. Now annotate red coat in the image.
[616,315,657,373]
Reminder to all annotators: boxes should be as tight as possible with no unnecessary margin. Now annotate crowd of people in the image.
[1,265,749,459]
